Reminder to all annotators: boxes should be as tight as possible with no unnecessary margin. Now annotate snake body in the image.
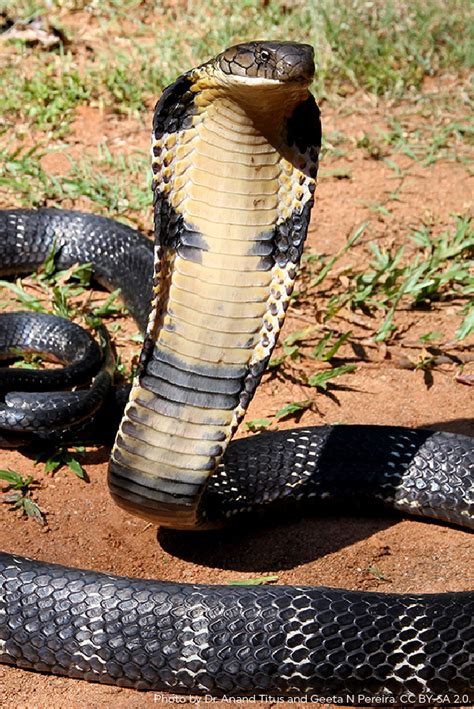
[0,42,472,702]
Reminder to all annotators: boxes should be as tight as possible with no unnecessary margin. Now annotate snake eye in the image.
[260,49,271,63]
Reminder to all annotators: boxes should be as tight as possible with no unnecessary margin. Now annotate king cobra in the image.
[0,42,472,702]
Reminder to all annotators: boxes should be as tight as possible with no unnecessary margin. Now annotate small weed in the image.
[228,575,279,586]
[367,565,390,582]
[274,400,313,421]
[37,446,86,479]
[357,133,388,161]
[13,353,45,370]
[283,326,318,361]
[91,289,125,319]
[311,223,369,288]
[418,332,443,344]
[384,117,473,165]
[319,167,352,180]
[2,54,91,136]
[413,350,438,371]
[245,418,274,433]
[51,284,74,319]
[308,364,357,391]
[0,144,150,220]
[456,302,474,341]
[312,331,352,362]
[0,279,46,312]
[0,469,45,524]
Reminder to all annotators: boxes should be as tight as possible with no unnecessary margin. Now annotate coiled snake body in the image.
[0,42,472,702]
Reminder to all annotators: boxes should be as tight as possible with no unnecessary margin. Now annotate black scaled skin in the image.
[0,209,154,332]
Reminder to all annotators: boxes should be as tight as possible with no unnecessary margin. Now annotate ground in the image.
[0,2,473,708]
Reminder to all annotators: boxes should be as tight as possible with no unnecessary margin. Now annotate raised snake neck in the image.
[0,41,472,701]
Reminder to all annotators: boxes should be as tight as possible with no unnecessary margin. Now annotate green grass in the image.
[1,0,472,137]
[315,0,473,95]
[305,216,474,343]
[2,57,90,136]
[382,115,473,166]
[0,144,151,227]
[1,1,471,215]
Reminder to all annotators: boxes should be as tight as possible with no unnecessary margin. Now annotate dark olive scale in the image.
[108,460,199,504]
[247,240,275,257]
[137,335,156,375]
[132,391,227,430]
[178,227,209,252]
[0,312,101,393]
[151,347,247,381]
[154,193,216,265]
[203,427,474,529]
[286,95,322,156]
[0,210,152,437]
[154,191,182,250]
[152,75,196,141]
[248,358,269,380]
[217,41,315,83]
[0,369,112,432]
[288,247,300,263]
[253,255,273,271]
[141,375,239,411]
[176,246,202,264]
[238,391,251,409]
[146,360,243,396]
[273,202,313,268]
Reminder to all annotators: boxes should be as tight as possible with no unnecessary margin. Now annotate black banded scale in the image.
[109,41,321,528]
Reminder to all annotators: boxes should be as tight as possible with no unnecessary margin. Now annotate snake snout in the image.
[275,44,315,83]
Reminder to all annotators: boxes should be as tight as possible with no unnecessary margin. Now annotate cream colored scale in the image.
[165,96,278,346]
